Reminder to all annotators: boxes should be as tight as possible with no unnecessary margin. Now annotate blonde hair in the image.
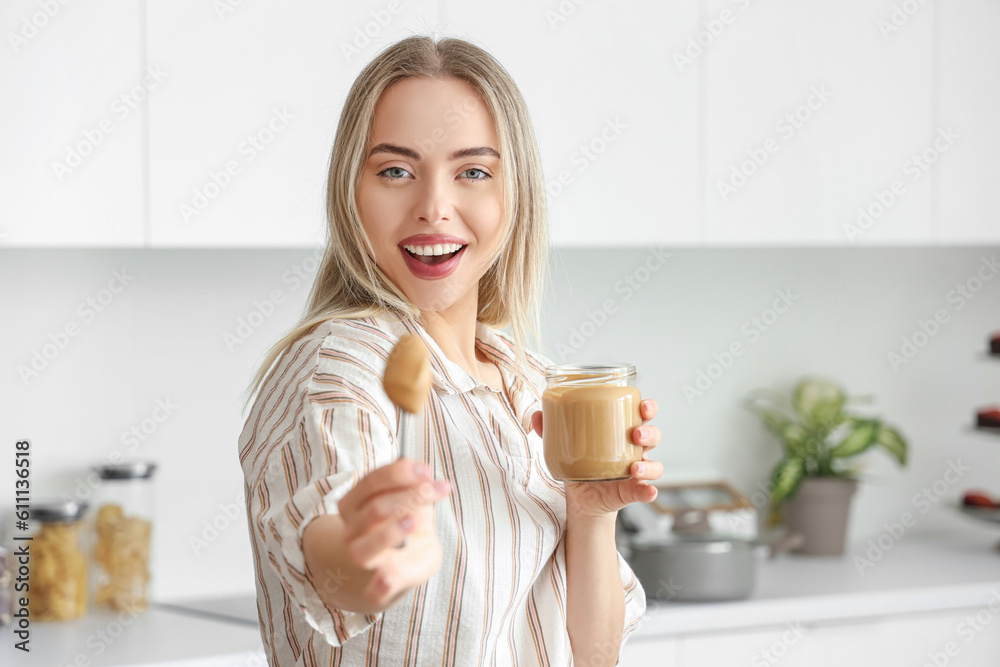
[243,35,549,410]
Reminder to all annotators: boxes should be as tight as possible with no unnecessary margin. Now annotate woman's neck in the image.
[418,290,493,385]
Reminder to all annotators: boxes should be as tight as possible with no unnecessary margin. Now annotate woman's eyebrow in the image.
[368,143,500,161]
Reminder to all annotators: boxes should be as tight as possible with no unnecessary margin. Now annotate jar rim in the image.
[32,499,89,523]
[545,363,636,381]
[93,461,157,480]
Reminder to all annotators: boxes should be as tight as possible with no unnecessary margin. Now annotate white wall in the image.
[1,246,998,601]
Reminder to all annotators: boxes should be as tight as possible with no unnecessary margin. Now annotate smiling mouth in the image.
[402,243,466,266]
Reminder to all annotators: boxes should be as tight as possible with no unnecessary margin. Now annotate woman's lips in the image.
[400,245,467,280]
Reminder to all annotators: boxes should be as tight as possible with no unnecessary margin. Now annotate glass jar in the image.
[542,363,643,481]
[30,500,89,621]
[88,462,156,614]
[0,545,12,628]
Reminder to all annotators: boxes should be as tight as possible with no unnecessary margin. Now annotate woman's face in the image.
[357,76,504,315]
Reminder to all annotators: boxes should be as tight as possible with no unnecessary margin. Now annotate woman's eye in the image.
[378,166,412,180]
[461,168,491,181]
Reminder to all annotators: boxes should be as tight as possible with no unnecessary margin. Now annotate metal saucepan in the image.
[618,504,803,602]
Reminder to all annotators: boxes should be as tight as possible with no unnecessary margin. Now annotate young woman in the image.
[238,35,663,666]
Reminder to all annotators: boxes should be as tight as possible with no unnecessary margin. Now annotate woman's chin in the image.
[403,281,474,315]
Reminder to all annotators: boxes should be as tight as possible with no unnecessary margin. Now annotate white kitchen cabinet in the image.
[0,0,145,246]
[443,0,700,246]
[704,0,934,245]
[865,608,1000,666]
[938,0,1000,244]
[632,607,1000,667]
[145,0,439,247]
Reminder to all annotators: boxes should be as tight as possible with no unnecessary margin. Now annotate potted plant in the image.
[744,377,908,555]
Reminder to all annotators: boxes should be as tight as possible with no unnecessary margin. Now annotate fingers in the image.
[363,530,443,607]
[531,410,543,437]
[349,513,418,569]
[350,479,450,535]
[640,399,657,422]
[631,424,661,450]
[622,477,658,504]
[629,459,663,483]
[338,458,431,519]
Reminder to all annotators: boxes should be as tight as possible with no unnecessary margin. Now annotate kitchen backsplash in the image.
[1,246,998,601]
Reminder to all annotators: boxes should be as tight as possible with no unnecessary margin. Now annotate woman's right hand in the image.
[336,458,451,608]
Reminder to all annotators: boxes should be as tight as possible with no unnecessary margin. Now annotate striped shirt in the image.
[238,314,645,666]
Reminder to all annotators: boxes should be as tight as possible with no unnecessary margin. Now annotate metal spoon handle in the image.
[397,411,409,460]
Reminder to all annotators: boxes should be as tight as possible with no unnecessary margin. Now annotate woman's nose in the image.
[412,172,454,225]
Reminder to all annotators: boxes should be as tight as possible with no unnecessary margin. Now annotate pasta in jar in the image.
[29,501,89,621]
[89,462,157,614]
[92,503,152,612]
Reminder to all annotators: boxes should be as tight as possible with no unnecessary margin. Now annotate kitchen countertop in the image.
[630,528,1000,640]
[2,530,996,664]
[0,604,264,667]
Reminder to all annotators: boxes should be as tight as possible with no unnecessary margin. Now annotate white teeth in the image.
[403,243,463,256]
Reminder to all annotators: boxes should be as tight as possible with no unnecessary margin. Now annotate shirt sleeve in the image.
[617,548,647,658]
[253,341,398,648]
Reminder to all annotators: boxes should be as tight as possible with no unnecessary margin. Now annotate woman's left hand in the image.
[531,399,663,519]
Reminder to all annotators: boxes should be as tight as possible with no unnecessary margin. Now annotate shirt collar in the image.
[377,315,543,429]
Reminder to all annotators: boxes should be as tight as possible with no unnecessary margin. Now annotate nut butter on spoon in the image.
[382,333,433,461]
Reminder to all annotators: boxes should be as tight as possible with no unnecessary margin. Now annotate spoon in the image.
[382,333,432,461]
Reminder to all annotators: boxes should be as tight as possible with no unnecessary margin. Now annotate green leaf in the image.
[875,425,908,466]
[829,419,879,458]
[745,399,792,440]
[792,378,846,431]
[771,456,806,502]
[780,422,810,457]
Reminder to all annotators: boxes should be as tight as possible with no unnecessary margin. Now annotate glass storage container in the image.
[542,363,643,481]
[88,462,156,614]
[30,500,89,621]
[0,545,13,627]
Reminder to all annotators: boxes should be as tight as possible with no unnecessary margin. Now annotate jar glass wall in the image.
[88,462,156,614]
[30,500,89,621]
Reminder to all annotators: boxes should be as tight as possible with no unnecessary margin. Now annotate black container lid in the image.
[32,499,89,523]
[93,461,157,480]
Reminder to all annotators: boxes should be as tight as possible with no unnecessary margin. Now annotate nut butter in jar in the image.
[30,500,89,621]
[542,363,643,481]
